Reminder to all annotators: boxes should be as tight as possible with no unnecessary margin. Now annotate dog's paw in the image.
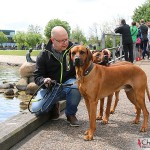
[84,134,93,141]
[140,126,147,132]
[102,118,108,124]
[110,109,115,114]
[132,119,140,124]
[96,115,102,120]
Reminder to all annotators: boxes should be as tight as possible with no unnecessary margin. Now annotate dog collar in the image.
[84,63,94,76]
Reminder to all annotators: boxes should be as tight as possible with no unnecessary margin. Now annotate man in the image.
[115,19,133,63]
[26,48,36,63]
[31,26,81,127]
[139,19,149,59]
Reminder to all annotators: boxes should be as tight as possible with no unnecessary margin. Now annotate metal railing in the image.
[101,33,124,63]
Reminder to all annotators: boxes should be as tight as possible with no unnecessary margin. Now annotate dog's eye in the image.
[71,51,76,56]
[96,54,100,57]
[80,50,85,55]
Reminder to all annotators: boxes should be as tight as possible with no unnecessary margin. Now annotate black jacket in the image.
[34,40,76,87]
[139,24,148,41]
[115,24,133,45]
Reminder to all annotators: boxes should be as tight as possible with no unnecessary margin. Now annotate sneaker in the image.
[66,115,80,127]
[49,103,60,120]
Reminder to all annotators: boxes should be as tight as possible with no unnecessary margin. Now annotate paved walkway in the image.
[0,56,150,150]
[9,60,150,150]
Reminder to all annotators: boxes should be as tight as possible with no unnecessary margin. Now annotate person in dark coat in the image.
[31,26,81,127]
[115,19,133,63]
[139,19,149,59]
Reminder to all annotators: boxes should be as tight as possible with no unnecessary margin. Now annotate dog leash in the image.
[28,80,76,114]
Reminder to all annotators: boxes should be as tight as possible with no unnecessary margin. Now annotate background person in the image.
[115,19,133,63]
[31,26,81,127]
[139,19,149,59]
[130,21,138,62]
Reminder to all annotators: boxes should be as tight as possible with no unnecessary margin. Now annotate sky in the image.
[0,0,146,37]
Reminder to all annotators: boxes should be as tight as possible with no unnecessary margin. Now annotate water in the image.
[0,65,26,122]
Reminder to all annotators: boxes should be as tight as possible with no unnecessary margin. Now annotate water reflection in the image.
[0,65,30,122]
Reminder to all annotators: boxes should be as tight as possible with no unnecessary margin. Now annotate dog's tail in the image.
[146,84,150,102]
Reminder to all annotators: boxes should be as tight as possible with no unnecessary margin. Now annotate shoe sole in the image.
[51,117,59,121]
[67,120,80,127]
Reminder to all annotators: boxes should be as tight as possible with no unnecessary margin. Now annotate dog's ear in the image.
[86,47,93,61]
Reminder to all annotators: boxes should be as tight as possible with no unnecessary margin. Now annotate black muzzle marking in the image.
[74,56,84,66]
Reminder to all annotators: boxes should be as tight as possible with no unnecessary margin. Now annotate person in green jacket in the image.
[130,21,138,62]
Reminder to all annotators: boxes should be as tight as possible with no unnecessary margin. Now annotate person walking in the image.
[31,26,81,126]
[115,19,133,63]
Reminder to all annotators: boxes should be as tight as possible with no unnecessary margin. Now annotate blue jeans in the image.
[140,40,148,58]
[31,79,81,116]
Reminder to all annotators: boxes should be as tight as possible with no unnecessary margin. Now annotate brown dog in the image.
[70,45,150,141]
[92,50,132,123]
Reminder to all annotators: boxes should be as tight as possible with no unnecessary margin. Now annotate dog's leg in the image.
[136,92,149,132]
[126,89,149,132]
[84,100,98,141]
[125,90,141,124]
[96,98,104,120]
[84,99,90,119]
[102,94,113,124]
[110,91,120,114]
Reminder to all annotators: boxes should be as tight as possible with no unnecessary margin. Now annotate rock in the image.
[19,62,36,78]
[0,83,14,89]
[28,76,35,83]
[4,89,14,95]
[26,82,39,95]
[16,78,28,91]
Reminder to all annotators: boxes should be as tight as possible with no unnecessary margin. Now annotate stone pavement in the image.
[0,56,150,150]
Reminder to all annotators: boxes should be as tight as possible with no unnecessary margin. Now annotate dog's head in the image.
[92,51,104,63]
[92,49,111,66]
[70,45,92,67]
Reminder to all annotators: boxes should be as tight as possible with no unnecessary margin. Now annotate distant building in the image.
[0,29,16,49]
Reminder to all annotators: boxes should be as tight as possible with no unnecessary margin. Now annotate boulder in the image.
[0,83,14,89]
[26,82,39,95]
[16,77,28,91]
[19,62,36,78]
[4,89,14,95]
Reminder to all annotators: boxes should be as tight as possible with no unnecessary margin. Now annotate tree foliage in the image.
[71,26,87,44]
[13,31,26,49]
[44,19,71,39]
[13,26,43,49]
[0,32,8,45]
[132,0,150,23]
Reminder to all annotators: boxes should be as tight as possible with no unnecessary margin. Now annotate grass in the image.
[0,50,41,56]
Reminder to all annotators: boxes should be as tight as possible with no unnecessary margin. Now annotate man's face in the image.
[51,33,69,52]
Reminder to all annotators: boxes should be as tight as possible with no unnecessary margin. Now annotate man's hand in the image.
[44,78,51,87]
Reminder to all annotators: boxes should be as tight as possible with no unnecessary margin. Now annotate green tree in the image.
[25,32,43,48]
[44,19,71,39]
[132,0,150,23]
[0,32,8,46]
[13,31,26,49]
[71,26,87,44]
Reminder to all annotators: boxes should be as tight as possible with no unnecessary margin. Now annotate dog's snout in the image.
[75,56,80,62]
[74,56,83,66]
